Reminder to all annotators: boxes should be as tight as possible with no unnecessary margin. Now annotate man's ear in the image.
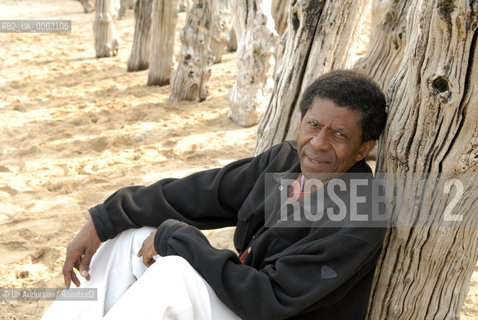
[355,140,376,161]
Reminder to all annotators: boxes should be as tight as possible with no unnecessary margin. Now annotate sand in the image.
[0,0,475,319]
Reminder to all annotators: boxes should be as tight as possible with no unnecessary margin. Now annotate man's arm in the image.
[62,142,290,287]
[89,142,287,242]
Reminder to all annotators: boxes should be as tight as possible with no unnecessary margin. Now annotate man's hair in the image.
[299,70,387,142]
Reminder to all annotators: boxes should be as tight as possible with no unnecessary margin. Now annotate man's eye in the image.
[334,131,345,137]
[307,121,319,127]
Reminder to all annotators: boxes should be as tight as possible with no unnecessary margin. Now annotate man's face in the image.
[297,97,375,180]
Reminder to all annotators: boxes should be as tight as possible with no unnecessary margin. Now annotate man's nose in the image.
[309,131,331,151]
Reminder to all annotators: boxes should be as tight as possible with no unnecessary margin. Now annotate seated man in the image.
[43,69,387,320]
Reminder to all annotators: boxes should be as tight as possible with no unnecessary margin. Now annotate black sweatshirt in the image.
[89,141,386,320]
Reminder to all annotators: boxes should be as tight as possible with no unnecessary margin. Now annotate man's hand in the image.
[137,229,158,267]
[62,220,101,288]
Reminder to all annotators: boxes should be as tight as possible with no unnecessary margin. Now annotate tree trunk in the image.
[80,0,95,13]
[169,0,214,102]
[228,0,278,127]
[226,26,237,52]
[119,0,127,18]
[127,0,153,72]
[128,0,135,9]
[210,0,233,64]
[147,0,179,86]
[254,0,369,154]
[353,0,411,90]
[178,0,191,12]
[94,0,120,58]
[271,0,289,35]
[366,0,478,319]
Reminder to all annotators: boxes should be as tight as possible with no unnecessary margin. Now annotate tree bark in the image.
[147,0,179,86]
[127,0,153,72]
[178,0,191,12]
[353,0,411,90]
[226,26,237,52]
[366,0,478,319]
[271,0,289,35]
[94,0,120,58]
[210,0,233,63]
[169,0,214,102]
[80,0,95,13]
[228,0,278,127]
[254,0,369,154]
[119,0,127,18]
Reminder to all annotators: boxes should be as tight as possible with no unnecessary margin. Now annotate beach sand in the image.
[0,0,475,318]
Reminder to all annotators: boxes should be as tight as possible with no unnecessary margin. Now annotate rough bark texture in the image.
[147,0,178,85]
[169,0,214,102]
[178,0,191,12]
[119,0,127,18]
[94,0,120,58]
[354,0,411,90]
[366,0,478,319]
[228,0,278,127]
[271,0,290,35]
[226,26,237,52]
[210,0,233,63]
[81,0,95,13]
[127,0,153,72]
[254,0,369,154]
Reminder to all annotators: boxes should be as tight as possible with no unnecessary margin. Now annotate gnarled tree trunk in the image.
[169,0,214,102]
[271,0,289,35]
[81,0,95,13]
[210,0,233,63]
[228,0,278,127]
[178,0,191,12]
[94,0,120,58]
[127,0,153,72]
[254,0,369,154]
[366,0,478,319]
[147,0,179,85]
[353,0,411,90]
[226,26,237,52]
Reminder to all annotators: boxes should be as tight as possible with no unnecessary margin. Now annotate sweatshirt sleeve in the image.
[89,143,286,242]
[154,219,384,320]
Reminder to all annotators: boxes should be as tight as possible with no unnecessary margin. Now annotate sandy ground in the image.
[0,0,476,319]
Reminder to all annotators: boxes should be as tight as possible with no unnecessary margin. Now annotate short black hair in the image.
[299,70,387,141]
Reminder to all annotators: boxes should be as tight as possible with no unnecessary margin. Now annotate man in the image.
[43,70,387,320]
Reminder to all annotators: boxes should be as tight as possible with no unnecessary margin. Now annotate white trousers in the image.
[42,227,240,320]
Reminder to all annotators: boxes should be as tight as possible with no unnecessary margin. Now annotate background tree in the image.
[178,0,191,12]
[80,0,95,13]
[271,0,289,36]
[226,25,237,52]
[147,0,179,85]
[228,0,278,127]
[353,0,411,90]
[210,0,233,64]
[94,0,120,58]
[127,0,153,72]
[170,0,214,102]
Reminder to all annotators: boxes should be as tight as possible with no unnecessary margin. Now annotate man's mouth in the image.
[304,154,329,167]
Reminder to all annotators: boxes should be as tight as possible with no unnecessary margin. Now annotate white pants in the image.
[42,227,240,320]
